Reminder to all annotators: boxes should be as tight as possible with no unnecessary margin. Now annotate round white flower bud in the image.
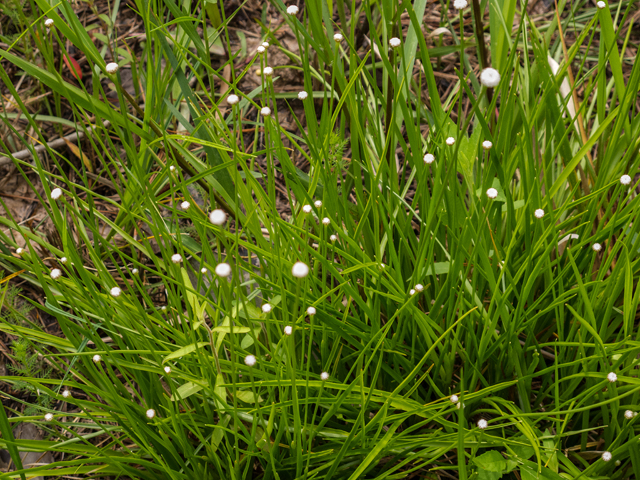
[314,200,323,208]
[44,18,54,28]
[262,303,272,313]
[534,209,545,219]
[262,66,273,76]
[423,153,435,164]
[607,372,617,383]
[244,354,257,367]
[597,1,606,8]
[333,33,343,42]
[620,174,631,185]
[602,451,612,462]
[409,289,416,296]
[322,217,331,225]
[415,284,424,292]
[92,354,101,363]
[330,234,338,242]
[262,42,270,48]
[171,253,183,264]
[286,5,299,15]
[592,243,602,252]
[105,62,119,74]
[446,137,455,146]
[482,140,493,150]
[625,410,635,419]
[261,106,272,116]
[51,188,62,200]
[298,91,308,100]
[59,257,67,265]
[480,67,501,88]
[257,45,266,54]
[62,390,71,398]
[132,268,139,275]
[146,409,155,419]
[161,306,167,311]
[477,419,488,429]
[450,394,459,403]
[181,201,190,210]
[302,204,312,213]
[283,325,293,335]
[169,165,176,172]
[227,94,240,105]
[453,0,468,9]
[320,372,329,381]
[110,286,121,297]
[389,37,401,48]
[16,247,24,255]
[215,263,232,277]
[44,413,54,422]
[209,209,227,225]
[486,188,498,199]
[164,366,171,374]
[307,306,316,315]
[200,267,207,274]
[456,402,465,409]
[292,261,310,278]
[50,268,62,280]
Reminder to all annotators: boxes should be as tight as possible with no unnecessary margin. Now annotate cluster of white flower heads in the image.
[322,217,331,225]
[624,410,636,419]
[330,234,338,242]
[93,354,102,363]
[450,394,459,403]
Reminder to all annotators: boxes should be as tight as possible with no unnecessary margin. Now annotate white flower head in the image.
[161,306,167,311]
[424,153,435,164]
[62,390,71,398]
[44,413,54,422]
[453,0,468,9]
[50,268,62,280]
[171,253,182,264]
[51,188,62,200]
[215,263,232,277]
[262,303,272,313]
[261,106,272,116]
[480,67,501,88]
[320,371,330,381]
[283,325,293,335]
[244,354,257,367]
[625,410,635,419]
[330,234,338,242]
[314,200,323,208]
[592,243,602,252]
[597,1,606,8]
[16,247,24,255]
[292,261,310,278]
[181,201,190,210]
[446,137,455,146]
[110,286,122,297]
[409,289,416,296]
[302,204,312,213]
[607,372,617,383]
[227,94,240,105]
[450,394,459,403]
[307,306,316,315]
[456,402,465,409]
[164,366,171,374]
[169,165,176,172]
[602,451,612,462]
[477,419,488,429]
[620,174,632,185]
[146,409,156,419]
[286,5,299,15]
[105,62,119,74]
[257,45,266,54]
[298,91,308,100]
[482,140,493,150]
[92,354,101,363]
[200,267,207,274]
[534,209,545,219]
[415,284,424,292]
[333,33,343,42]
[44,18,54,28]
[486,188,498,199]
[132,268,139,275]
[209,209,227,225]
[262,66,274,76]
[322,217,331,225]
[262,41,270,48]
[389,37,401,48]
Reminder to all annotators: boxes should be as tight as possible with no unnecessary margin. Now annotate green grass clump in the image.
[1,0,640,478]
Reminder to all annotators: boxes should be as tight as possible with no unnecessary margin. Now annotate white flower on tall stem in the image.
[227,94,240,105]
[51,268,62,280]
[625,410,635,419]
[257,45,266,54]
[292,262,310,278]
[592,243,602,252]
[286,5,299,15]
[215,263,232,277]
[164,366,172,374]
[322,217,330,225]
[486,188,498,199]
[262,303,272,313]
[110,286,122,297]
[209,209,227,225]
[314,200,323,208]
[44,413,54,422]
[262,66,273,77]
[330,234,338,242]
[480,68,501,88]
[482,140,493,150]
[44,18,54,28]
[244,355,257,367]
[453,0,468,9]
[477,419,488,429]
[16,247,24,255]
[298,91,308,100]
[534,209,545,219]
[423,153,435,164]
[607,372,617,383]
[181,201,190,210]
[389,37,401,48]
[51,188,62,200]
[602,451,612,462]
[261,106,272,116]
[446,137,455,146]
[409,289,416,296]
[596,1,606,8]
[450,394,459,403]
[415,284,424,292]
[105,62,119,74]
[262,41,270,48]
[283,325,293,335]
[62,390,71,398]
[333,33,343,42]
[302,204,312,213]
[171,253,182,264]
[320,372,329,381]
[307,306,316,316]
[93,354,101,363]
[620,174,631,185]
[169,165,176,172]
[146,409,155,419]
